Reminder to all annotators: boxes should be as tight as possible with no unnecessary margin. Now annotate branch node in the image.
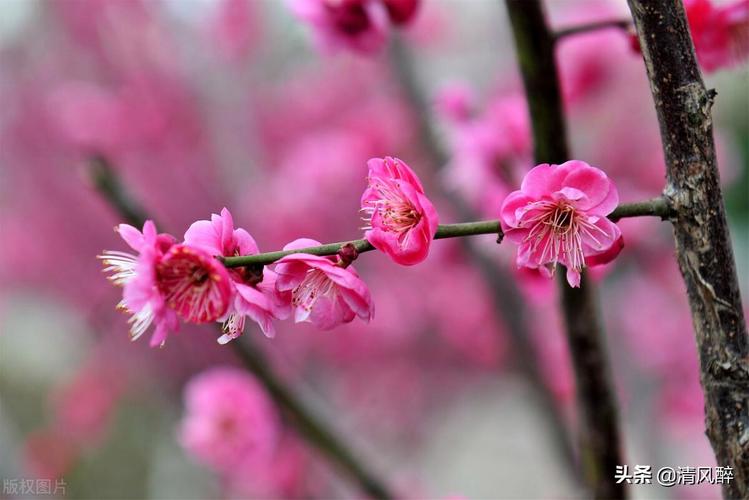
[337,243,359,268]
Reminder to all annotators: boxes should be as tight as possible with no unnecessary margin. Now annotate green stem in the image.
[608,196,671,221]
[221,199,669,267]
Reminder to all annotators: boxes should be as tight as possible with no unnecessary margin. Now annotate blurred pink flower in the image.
[558,32,629,106]
[441,92,530,218]
[179,367,280,473]
[52,363,123,444]
[156,245,233,324]
[361,157,439,265]
[184,208,290,342]
[24,429,76,479]
[247,130,372,243]
[499,161,622,287]
[46,81,125,152]
[208,0,260,60]
[382,0,420,25]
[435,82,476,124]
[274,238,374,330]
[451,93,530,170]
[227,435,324,498]
[99,221,180,347]
[289,0,390,54]
[629,0,749,72]
[686,0,749,72]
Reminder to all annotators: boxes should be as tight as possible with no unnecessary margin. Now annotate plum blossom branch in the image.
[87,156,394,500]
[505,1,627,498]
[607,196,671,221]
[221,202,666,268]
[554,18,632,41]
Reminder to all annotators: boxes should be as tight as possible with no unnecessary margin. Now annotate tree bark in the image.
[627,1,749,497]
[505,1,627,498]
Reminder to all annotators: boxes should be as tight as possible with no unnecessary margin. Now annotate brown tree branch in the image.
[505,1,627,498]
[554,19,632,41]
[626,1,749,497]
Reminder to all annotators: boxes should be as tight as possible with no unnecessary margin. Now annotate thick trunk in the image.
[627,1,749,497]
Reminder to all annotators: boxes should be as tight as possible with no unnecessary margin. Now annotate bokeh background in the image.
[0,0,747,498]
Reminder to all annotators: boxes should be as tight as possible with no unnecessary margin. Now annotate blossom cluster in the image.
[290,0,749,73]
[289,0,420,54]
[102,155,623,345]
[100,156,438,346]
[100,211,370,347]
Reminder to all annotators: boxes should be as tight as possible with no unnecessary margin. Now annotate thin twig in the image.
[608,196,671,221]
[221,200,667,267]
[505,1,627,498]
[87,156,394,500]
[554,19,632,41]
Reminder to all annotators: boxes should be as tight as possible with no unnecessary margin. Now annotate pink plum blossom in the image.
[361,156,439,265]
[156,244,233,324]
[179,367,280,473]
[274,238,374,330]
[685,0,749,72]
[99,221,180,347]
[184,208,290,343]
[499,161,623,287]
[289,0,391,54]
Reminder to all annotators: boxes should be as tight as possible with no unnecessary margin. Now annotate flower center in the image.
[362,178,421,240]
[157,246,230,323]
[521,200,586,273]
[292,269,336,312]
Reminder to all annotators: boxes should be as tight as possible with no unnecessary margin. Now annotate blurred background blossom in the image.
[0,0,747,498]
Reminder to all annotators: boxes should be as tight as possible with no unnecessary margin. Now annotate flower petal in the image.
[519,163,566,198]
